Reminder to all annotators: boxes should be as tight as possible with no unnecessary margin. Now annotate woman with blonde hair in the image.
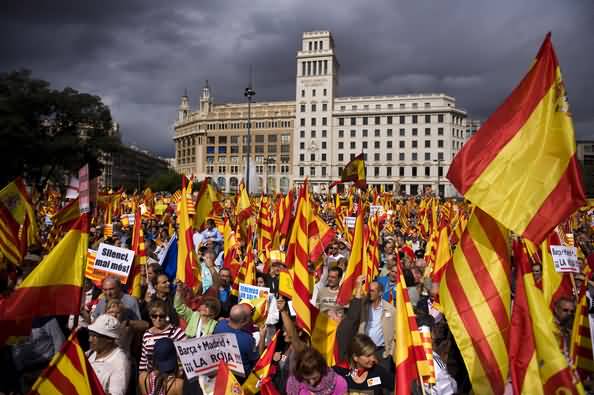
[334,334,393,394]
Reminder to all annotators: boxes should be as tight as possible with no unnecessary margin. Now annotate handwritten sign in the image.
[79,165,90,213]
[239,283,270,301]
[550,245,580,273]
[370,205,383,216]
[345,216,356,229]
[175,333,244,379]
[92,243,135,281]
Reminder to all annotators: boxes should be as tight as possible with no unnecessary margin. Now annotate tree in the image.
[0,69,122,188]
[146,169,182,193]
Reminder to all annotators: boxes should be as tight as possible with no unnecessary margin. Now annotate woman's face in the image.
[106,304,122,320]
[354,352,377,369]
[302,371,322,387]
[256,277,266,288]
[199,304,212,318]
[156,275,170,295]
[150,308,168,330]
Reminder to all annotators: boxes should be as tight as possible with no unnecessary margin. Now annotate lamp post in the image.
[263,157,275,195]
[433,158,442,198]
[244,85,256,194]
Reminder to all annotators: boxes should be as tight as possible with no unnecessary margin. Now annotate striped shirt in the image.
[139,325,186,371]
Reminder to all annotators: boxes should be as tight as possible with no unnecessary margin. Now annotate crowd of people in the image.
[0,188,593,395]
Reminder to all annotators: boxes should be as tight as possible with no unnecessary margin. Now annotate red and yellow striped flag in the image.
[439,208,511,395]
[0,201,24,265]
[0,214,88,321]
[223,218,241,276]
[570,285,594,382]
[510,239,584,394]
[447,33,586,245]
[243,331,280,394]
[0,177,39,247]
[176,176,200,290]
[419,326,436,385]
[29,332,106,395]
[193,177,222,230]
[336,205,365,306]
[285,182,318,335]
[364,213,380,284]
[257,197,273,272]
[214,360,244,395]
[431,226,452,283]
[129,207,147,298]
[394,259,427,395]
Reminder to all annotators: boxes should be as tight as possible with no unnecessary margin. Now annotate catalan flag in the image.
[431,226,452,283]
[439,208,511,395]
[129,207,146,298]
[394,257,427,395]
[447,33,586,245]
[256,197,273,272]
[223,218,241,277]
[243,331,280,395]
[214,360,244,395]
[570,283,594,382]
[336,205,365,306]
[0,201,24,265]
[330,153,367,190]
[29,332,106,395]
[510,239,584,394]
[0,214,88,321]
[176,176,200,290]
[363,213,380,285]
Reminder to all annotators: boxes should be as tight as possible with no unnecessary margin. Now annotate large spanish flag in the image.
[447,33,586,245]
[330,153,366,190]
[440,208,511,395]
[214,361,244,395]
[0,214,88,321]
[30,332,106,395]
[193,177,222,230]
[336,205,365,306]
[243,331,280,394]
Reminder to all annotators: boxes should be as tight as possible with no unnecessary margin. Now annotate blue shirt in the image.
[367,303,385,347]
[213,319,259,375]
[376,275,396,303]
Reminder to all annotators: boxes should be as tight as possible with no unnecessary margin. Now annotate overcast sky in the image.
[1,1,593,157]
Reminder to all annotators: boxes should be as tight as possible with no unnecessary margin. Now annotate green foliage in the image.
[146,169,182,193]
[0,69,122,187]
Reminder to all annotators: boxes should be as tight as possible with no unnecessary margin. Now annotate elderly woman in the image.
[286,347,347,395]
[139,300,185,372]
[142,273,178,326]
[174,281,220,338]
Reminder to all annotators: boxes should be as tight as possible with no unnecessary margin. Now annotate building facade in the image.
[174,31,473,197]
[577,140,594,197]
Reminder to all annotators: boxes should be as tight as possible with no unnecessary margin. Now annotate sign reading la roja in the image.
[550,245,580,273]
[174,333,244,379]
[93,243,135,279]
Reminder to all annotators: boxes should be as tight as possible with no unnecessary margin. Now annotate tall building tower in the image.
[293,31,339,192]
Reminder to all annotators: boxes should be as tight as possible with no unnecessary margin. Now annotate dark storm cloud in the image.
[1,0,593,157]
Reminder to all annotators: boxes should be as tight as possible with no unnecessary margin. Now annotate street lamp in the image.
[433,158,443,198]
[263,157,276,195]
[244,85,256,194]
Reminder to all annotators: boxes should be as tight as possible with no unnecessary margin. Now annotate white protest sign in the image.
[239,283,270,301]
[550,245,580,273]
[78,165,90,213]
[94,243,135,281]
[370,205,383,216]
[345,216,356,229]
[175,333,244,379]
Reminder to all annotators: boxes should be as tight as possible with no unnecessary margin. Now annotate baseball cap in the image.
[153,338,178,373]
[88,314,121,339]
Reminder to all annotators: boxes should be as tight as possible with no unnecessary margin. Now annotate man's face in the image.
[219,269,231,287]
[270,263,281,277]
[102,280,120,300]
[555,300,576,327]
[327,270,340,289]
[369,282,381,302]
[388,266,398,283]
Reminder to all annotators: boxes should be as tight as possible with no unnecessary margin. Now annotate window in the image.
[311,118,316,126]
[412,128,418,136]
[231,136,239,144]
[387,141,393,149]
[339,118,345,126]
[268,134,277,143]
[322,103,327,111]
[387,167,392,176]
[438,127,444,136]
[399,141,405,148]
[438,140,444,148]
[350,142,356,149]
[323,88,327,96]
[311,103,316,112]
[299,167,304,176]
[374,141,380,149]
[425,167,430,177]
[438,152,444,160]
[268,145,277,153]
[310,153,315,161]
[254,145,263,153]
[312,89,316,96]
[425,140,431,148]
[387,116,393,124]
[351,117,356,126]
[412,167,418,177]
[374,129,380,137]
[310,167,316,176]
[399,153,405,161]
[300,104,306,112]
[311,130,316,138]
[322,117,327,126]
[339,142,344,149]
[362,141,368,149]
[322,130,327,137]
[412,115,418,124]
[339,130,344,138]
[412,153,418,161]
[374,167,380,176]
[350,130,356,137]
[300,130,305,138]
[438,114,444,123]
[374,153,380,161]
[425,114,431,123]
[386,153,393,161]
[301,89,305,97]
[300,118,305,126]
[399,128,405,137]
[412,103,418,109]
[425,152,431,161]
[218,136,227,144]
[321,153,326,161]
[399,167,405,176]
[425,128,431,136]
[338,153,344,162]
[322,141,327,149]
[399,116,405,124]
[412,141,418,148]
[362,129,368,137]
[300,142,305,149]
[281,134,290,144]
[375,116,380,125]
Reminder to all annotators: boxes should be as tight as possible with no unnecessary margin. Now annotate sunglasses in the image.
[151,313,167,319]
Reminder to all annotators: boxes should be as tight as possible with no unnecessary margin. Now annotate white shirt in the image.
[87,347,130,395]
[367,303,385,347]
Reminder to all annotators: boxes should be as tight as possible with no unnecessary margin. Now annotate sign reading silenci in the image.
[175,333,245,379]
[94,243,135,279]
[550,245,580,273]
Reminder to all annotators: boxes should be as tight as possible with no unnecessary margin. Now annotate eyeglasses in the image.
[151,313,167,319]
[562,309,575,314]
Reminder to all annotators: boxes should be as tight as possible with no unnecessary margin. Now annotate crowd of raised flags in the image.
[0,33,593,395]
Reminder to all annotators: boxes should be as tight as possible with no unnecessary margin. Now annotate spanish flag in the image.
[176,176,200,290]
[447,33,586,245]
[214,360,244,395]
[193,177,222,230]
[336,205,365,306]
[0,213,88,321]
[30,332,105,395]
[243,331,280,395]
[330,153,366,190]
[0,177,38,247]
